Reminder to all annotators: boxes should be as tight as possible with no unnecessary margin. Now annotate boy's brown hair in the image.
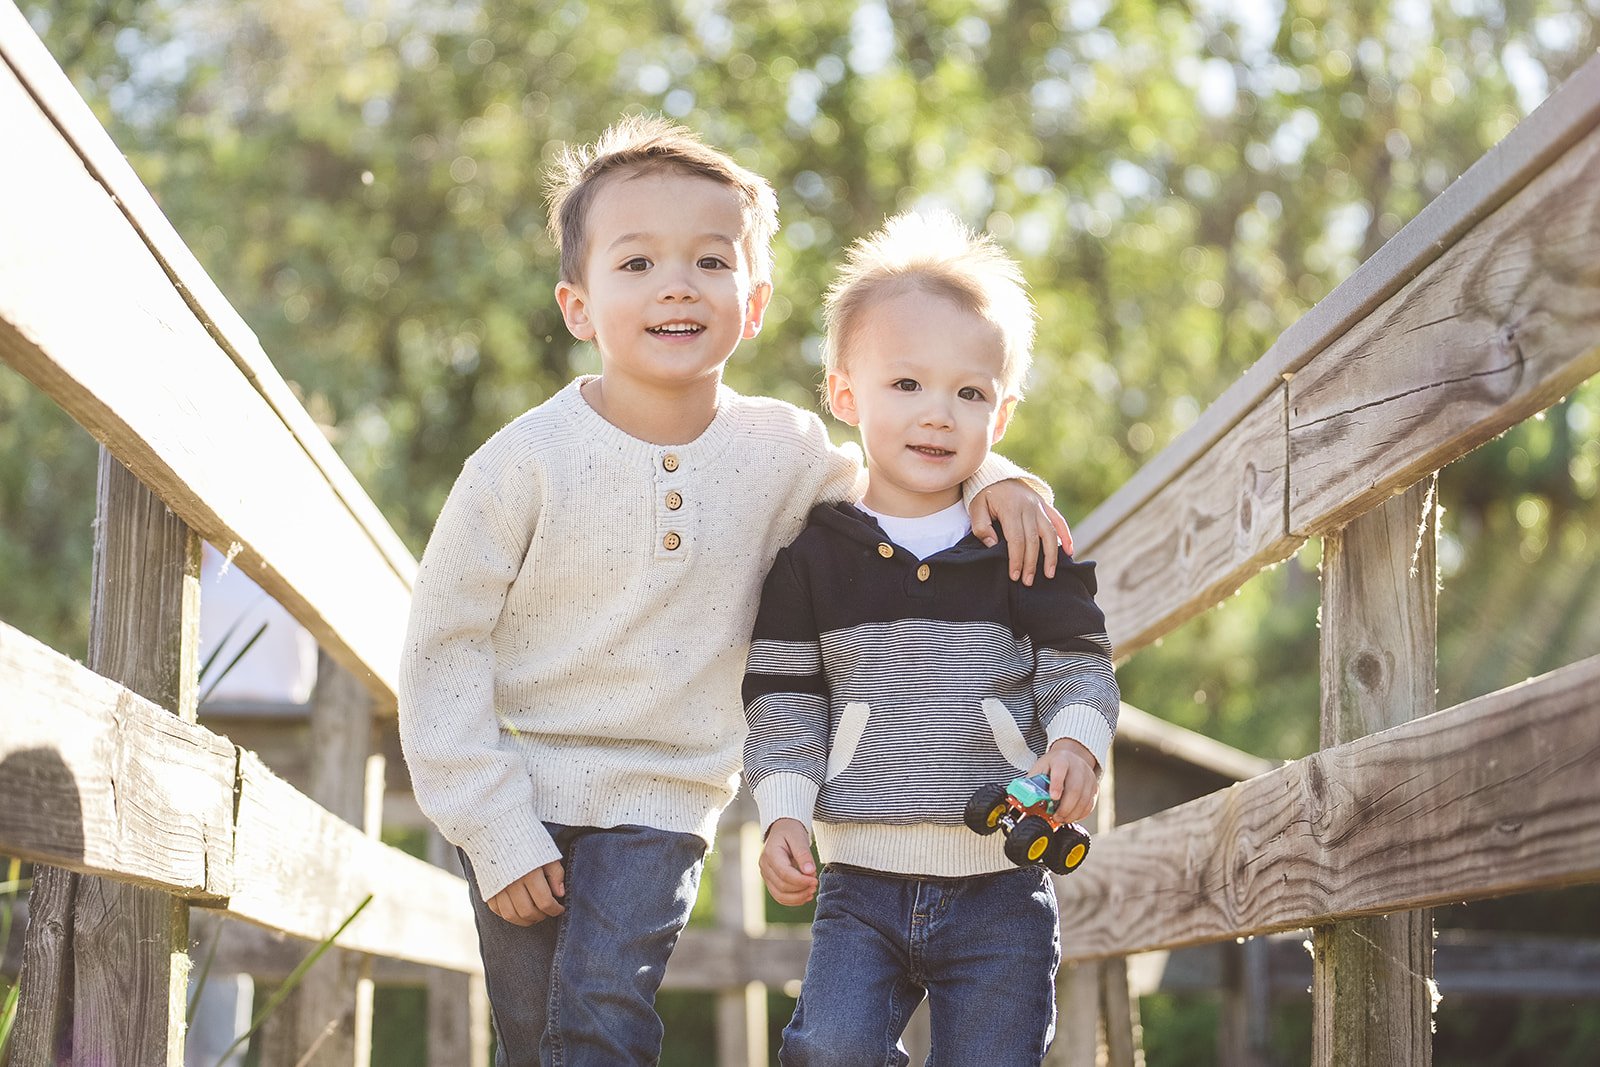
[545,115,781,286]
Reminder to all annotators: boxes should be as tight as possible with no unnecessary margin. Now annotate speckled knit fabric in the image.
[398,376,1040,897]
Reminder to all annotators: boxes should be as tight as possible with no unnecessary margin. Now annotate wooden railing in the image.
[0,4,482,1062]
[1050,49,1600,1066]
[5,0,1600,1061]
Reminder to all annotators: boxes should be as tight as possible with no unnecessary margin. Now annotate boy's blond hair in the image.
[545,115,780,286]
[823,210,1035,403]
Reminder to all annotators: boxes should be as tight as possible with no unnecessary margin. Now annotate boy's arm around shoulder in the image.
[742,544,830,838]
[1015,550,1120,774]
[398,449,560,900]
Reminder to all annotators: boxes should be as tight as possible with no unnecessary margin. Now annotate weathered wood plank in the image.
[0,57,409,707]
[67,454,202,1065]
[0,622,236,898]
[0,622,481,972]
[229,750,479,973]
[11,866,75,1063]
[1288,124,1600,535]
[1313,484,1438,1067]
[712,809,768,1067]
[1074,52,1600,554]
[423,832,491,1067]
[262,656,378,1066]
[1091,389,1300,659]
[0,2,417,590]
[1056,654,1600,960]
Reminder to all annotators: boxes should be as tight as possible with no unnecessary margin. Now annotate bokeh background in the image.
[4,0,1600,1062]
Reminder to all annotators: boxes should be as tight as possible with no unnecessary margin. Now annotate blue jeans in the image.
[781,864,1061,1067]
[461,823,707,1067]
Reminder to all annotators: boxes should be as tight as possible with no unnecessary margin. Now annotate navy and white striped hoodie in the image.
[742,502,1119,877]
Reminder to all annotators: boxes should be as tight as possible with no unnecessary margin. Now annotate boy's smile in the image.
[555,169,770,435]
[827,288,1016,518]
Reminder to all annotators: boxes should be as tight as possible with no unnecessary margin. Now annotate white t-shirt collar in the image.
[858,501,972,560]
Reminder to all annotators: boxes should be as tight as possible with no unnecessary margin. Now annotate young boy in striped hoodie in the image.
[743,210,1120,1066]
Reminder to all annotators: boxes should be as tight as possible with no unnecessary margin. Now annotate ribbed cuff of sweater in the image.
[457,807,562,900]
[753,773,820,836]
[1046,702,1115,773]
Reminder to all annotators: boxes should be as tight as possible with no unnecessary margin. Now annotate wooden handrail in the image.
[1056,654,1600,961]
[0,8,414,709]
[0,621,480,973]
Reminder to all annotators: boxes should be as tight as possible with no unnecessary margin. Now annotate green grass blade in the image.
[187,917,226,1024]
[211,893,372,1067]
[198,621,269,707]
[0,979,20,1061]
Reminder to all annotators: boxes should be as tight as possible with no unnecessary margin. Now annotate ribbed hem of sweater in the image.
[814,821,1011,877]
[1046,701,1116,771]
[753,772,821,833]
[458,807,563,900]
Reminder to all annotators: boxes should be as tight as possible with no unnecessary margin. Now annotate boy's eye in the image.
[697,256,730,270]
[620,257,651,272]
[892,379,920,392]
[958,386,989,402]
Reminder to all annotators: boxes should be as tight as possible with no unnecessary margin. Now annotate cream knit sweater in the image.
[398,377,1039,897]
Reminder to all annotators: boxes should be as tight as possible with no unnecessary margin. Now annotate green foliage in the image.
[8,0,1600,1060]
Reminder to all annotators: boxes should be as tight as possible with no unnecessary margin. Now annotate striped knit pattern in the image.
[743,503,1119,877]
[397,378,1042,899]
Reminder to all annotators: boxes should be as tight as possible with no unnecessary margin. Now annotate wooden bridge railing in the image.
[0,4,483,1062]
[1052,48,1600,1066]
[5,0,1600,1061]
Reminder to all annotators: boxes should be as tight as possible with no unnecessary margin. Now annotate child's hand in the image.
[486,859,567,926]
[969,482,1074,585]
[1028,738,1100,824]
[759,818,819,906]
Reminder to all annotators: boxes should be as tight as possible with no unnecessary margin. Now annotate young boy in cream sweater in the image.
[397,118,1069,1066]
[743,211,1119,1066]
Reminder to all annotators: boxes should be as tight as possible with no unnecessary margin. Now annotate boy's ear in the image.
[742,281,773,340]
[991,396,1019,444]
[826,370,861,426]
[555,280,596,341]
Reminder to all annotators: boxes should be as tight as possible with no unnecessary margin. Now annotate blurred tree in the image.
[7,0,1600,1060]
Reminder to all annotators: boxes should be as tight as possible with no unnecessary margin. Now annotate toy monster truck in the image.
[964,772,1091,875]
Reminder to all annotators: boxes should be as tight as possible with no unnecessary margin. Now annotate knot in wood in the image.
[1352,650,1388,693]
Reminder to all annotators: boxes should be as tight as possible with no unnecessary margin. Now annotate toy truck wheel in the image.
[1044,825,1091,875]
[964,784,1010,835]
[1004,815,1054,867]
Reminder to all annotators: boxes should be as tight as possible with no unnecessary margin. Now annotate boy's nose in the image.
[657,270,698,301]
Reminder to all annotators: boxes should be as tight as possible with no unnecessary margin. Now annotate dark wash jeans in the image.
[780,863,1061,1067]
[460,823,707,1067]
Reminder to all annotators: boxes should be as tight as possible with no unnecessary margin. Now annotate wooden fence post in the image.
[258,652,378,1065]
[1313,479,1438,1066]
[714,799,769,1067]
[1047,746,1139,1066]
[424,832,490,1067]
[13,450,200,1065]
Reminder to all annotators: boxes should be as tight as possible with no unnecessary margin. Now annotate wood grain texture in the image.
[1090,390,1301,659]
[11,866,76,1065]
[0,59,409,708]
[1074,52,1600,554]
[68,454,202,1066]
[1288,126,1600,535]
[0,623,236,898]
[228,751,480,973]
[1314,485,1438,1067]
[262,656,378,1066]
[0,622,482,973]
[1056,654,1600,961]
